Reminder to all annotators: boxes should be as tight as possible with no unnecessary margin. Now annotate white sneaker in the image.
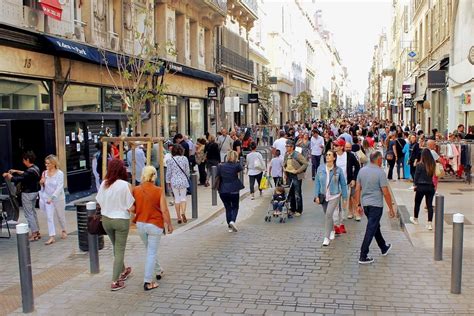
[229,221,238,232]
[347,214,354,219]
[251,194,255,200]
[426,222,433,230]
[329,231,335,240]
[409,217,419,225]
[322,238,330,246]
[355,215,361,221]
[228,228,233,233]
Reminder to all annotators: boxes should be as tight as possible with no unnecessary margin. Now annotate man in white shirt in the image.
[272,130,288,157]
[310,129,325,180]
[217,128,233,162]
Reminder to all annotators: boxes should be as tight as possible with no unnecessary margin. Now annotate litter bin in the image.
[75,202,104,252]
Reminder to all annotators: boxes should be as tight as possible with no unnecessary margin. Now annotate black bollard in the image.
[451,213,464,294]
[191,174,198,219]
[16,223,34,313]
[211,166,217,206]
[434,195,444,261]
[86,202,100,274]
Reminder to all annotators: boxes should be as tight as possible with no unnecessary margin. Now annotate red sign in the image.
[39,0,62,21]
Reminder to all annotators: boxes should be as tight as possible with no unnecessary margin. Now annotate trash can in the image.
[75,202,104,252]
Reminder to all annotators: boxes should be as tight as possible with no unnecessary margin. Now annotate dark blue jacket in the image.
[217,162,244,193]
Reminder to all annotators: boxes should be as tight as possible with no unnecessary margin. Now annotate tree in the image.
[100,0,174,135]
[255,68,274,125]
[294,91,312,119]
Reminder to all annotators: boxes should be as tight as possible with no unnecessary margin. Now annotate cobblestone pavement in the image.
[4,176,474,315]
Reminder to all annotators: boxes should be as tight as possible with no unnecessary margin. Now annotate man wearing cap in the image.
[310,129,325,181]
[283,139,309,217]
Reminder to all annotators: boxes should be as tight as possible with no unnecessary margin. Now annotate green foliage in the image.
[295,91,312,117]
[256,68,273,124]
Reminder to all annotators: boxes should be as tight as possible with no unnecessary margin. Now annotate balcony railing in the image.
[240,0,257,15]
[205,0,227,14]
[217,45,254,77]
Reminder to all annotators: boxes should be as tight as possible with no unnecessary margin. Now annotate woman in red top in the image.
[133,166,173,291]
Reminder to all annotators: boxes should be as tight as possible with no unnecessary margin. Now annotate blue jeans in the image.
[311,155,322,179]
[287,174,303,213]
[219,192,239,224]
[272,201,285,211]
[360,206,389,260]
[136,222,162,283]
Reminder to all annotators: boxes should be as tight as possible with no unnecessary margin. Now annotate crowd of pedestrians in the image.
[3,115,472,291]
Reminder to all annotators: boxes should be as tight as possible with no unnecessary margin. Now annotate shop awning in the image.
[39,0,62,21]
[166,61,223,84]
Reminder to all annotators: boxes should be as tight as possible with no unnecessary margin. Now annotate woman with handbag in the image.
[410,148,436,230]
[246,142,265,200]
[133,166,174,291]
[166,144,190,224]
[216,150,245,233]
[39,155,67,245]
[314,150,348,247]
[96,159,135,291]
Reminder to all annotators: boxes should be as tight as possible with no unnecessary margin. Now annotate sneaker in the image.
[329,230,335,240]
[347,214,354,219]
[355,215,361,221]
[409,217,419,225]
[251,194,255,200]
[111,280,126,291]
[228,228,233,233]
[358,257,374,264]
[120,267,132,281]
[322,238,330,246]
[408,186,415,190]
[334,225,341,235]
[426,222,433,230]
[229,221,238,232]
[259,190,263,196]
[294,212,301,217]
[339,224,347,234]
[381,244,392,256]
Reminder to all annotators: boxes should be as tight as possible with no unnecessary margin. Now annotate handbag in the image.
[87,208,107,235]
[171,156,192,195]
[356,149,368,164]
[259,174,268,190]
[435,162,445,177]
[385,152,394,161]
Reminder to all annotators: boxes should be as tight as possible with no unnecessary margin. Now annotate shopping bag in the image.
[259,175,268,190]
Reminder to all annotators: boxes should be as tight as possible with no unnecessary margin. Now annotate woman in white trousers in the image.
[40,155,67,245]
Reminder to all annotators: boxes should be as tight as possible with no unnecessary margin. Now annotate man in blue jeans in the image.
[355,151,396,264]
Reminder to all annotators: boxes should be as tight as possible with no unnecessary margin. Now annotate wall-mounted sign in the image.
[311,102,318,108]
[404,98,413,108]
[224,96,240,112]
[207,87,217,98]
[268,76,278,84]
[469,46,474,65]
[402,84,411,94]
[248,93,259,103]
[461,91,471,105]
[427,70,446,88]
[408,50,417,62]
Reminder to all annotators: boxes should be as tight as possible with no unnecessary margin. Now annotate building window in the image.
[64,85,101,112]
[0,77,51,111]
[189,98,204,141]
[103,88,124,112]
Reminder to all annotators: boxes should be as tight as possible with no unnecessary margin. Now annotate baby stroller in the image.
[264,181,293,224]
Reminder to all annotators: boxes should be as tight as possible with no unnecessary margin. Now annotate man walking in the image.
[217,128,233,162]
[283,140,308,217]
[355,151,396,264]
[310,129,324,180]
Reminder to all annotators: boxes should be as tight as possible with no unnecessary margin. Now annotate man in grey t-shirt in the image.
[218,128,234,162]
[355,151,396,264]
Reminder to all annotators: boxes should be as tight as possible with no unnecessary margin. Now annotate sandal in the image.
[181,214,187,223]
[45,237,55,245]
[143,282,159,291]
[177,219,182,224]
[61,231,67,239]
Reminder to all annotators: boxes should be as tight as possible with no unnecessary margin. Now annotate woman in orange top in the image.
[133,166,173,291]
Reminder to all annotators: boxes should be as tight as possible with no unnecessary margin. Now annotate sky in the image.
[312,0,392,104]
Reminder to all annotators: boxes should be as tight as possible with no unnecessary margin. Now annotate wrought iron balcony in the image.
[217,45,254,77]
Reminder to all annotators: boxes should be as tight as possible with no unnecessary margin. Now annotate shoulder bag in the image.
[87,206,107,235]
[318,168,337,205]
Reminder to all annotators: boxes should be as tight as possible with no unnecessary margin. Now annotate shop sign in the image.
[39,0,63,21]
[402,84,411,93]
[224,96,240,112]
[248,93,259,103]
[404,98,413,108]
[207,87,217,98]
[268,76,278,84]
[408,50,417,62]
[461,91,471,105]
[427,70,446,88]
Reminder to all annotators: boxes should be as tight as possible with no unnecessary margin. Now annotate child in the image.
[272,186,286,216]
[269,149,284,187]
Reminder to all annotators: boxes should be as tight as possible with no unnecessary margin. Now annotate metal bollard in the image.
[434,195,444,261]
[239,157,245,185]
[191,174,198,219]
[451,213,464,294]
[86,201,100,274]
[16,223,34,313]
[211,166,217,206]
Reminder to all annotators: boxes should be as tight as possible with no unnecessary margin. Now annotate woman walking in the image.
[410,148,436,230]
[39,155,67,245]
[296,133,311,161]
[96,159,135,291]
[314,150,348,246]
[402,132,411,180]
[195,138,207,186]
[3,151,41,241]
[386,134,396,180]
[246,142,265,200]
[166,144,190,224]
[216,151,245,233]
[133,166,173,291]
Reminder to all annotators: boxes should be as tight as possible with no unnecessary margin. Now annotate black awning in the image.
[166,61,223,85]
